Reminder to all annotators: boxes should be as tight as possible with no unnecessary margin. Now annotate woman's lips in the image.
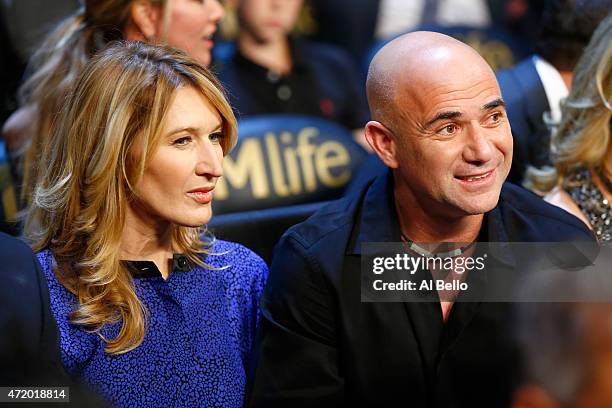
[202,31,215,49]
[186,189,214,204]
[202,38,215,49]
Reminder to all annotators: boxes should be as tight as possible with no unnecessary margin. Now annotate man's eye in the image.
[439,124,458,135]
[209,132,224,142]
[488,112,503,124]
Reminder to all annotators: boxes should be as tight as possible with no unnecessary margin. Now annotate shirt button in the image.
[178,257,188,269]
[277,85,292,101]
[267,70,280,82]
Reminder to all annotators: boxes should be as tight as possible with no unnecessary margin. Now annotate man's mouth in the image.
[455,169,495,183]
[459,171,492,181]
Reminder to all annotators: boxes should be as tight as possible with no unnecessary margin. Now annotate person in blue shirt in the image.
[24,42,268,407]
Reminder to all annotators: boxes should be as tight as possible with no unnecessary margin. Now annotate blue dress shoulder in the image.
[37,239,268,407]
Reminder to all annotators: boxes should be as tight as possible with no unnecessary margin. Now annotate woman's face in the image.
[133,86,225,227]
[162,0,225,67]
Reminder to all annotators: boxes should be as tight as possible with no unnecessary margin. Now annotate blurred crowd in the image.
[1,0,609,229]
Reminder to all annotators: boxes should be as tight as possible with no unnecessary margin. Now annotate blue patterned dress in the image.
[37,240,268,407]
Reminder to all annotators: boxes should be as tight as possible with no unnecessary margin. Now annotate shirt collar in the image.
[349,169,404,255]
[532,54,569,124]
[122,254,193,279]
[482,202,517,267]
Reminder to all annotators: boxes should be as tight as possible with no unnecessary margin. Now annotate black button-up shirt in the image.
[249,169,595,407]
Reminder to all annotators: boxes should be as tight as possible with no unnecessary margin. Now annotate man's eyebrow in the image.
[482,98,505,110]
[425,111,462,128]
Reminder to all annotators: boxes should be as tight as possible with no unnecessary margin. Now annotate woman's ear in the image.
[125,0,162,42]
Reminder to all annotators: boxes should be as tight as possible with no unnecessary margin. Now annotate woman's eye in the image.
[209,132,224,142]
[173,136,192,146]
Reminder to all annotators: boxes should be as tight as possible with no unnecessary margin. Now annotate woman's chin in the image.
[172,210,213,228]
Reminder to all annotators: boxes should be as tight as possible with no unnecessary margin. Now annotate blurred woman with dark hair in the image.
[25,41,267,407]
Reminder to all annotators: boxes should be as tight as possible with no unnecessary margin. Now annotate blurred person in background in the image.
[526,13,612,243]
[0,0,81,125]
[24,42,267,407]
[2,0,225,209]
[0,231,65,385]
[496,0,612,184]
[512,277,612,408]
[307,0,538,64]
[0,0,80,63]
[216,0,371,150]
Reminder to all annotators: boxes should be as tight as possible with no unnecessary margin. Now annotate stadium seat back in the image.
[213,114,367,214]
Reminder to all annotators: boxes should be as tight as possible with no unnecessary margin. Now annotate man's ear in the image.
[125,0,162,42]
[365,120,399,168]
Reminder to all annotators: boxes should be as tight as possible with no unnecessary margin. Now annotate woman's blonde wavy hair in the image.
[25,41,237,354]
[526,14,612,193]
[18,0,174,205]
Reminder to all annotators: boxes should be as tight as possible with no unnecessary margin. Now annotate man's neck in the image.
[394,188,484,245]
[237,32,292,75]
[393,183,485,323]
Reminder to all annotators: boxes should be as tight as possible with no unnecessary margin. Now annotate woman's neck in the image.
[121,203,174,279]
[237,32,292,75]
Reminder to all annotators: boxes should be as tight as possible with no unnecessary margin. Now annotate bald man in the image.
[248,32,594,407]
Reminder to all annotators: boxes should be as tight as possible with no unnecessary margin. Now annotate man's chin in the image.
[461,196,501,215]
[446,188,502,216]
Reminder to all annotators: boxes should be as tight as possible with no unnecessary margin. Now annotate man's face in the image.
[390,64,512,218]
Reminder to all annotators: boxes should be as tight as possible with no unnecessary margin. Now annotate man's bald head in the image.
[363,30,512,219]
[366,31,497,129]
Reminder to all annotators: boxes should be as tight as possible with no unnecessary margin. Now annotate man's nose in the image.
[195,142,223,178]
[462,123,494,164]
